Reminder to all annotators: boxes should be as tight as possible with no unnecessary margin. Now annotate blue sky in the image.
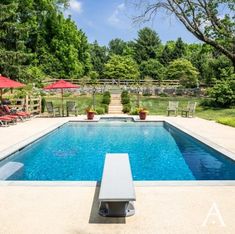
[65,0,199,45]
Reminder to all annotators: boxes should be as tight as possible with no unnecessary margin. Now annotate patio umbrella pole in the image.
[43,80,80,117]
[61,88,64,116]
[0,89,2,101]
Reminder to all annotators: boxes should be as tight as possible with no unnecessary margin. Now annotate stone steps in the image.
[108,94,123,114]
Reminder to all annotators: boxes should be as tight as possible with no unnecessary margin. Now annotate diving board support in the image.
[0,162,24,180]
[98,153,136,217]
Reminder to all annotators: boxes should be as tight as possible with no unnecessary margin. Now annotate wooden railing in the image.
[43,79,180,87]
[10,95,41,115]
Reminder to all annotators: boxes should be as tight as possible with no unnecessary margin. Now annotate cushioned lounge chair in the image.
[0,116,17,126]
[0,106,25,121]
[2,105,30,118]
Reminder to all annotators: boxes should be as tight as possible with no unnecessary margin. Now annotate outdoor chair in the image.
[66,101,78,116]
[0,106,24,122]
[45,102,61,117]
[0,115,17,126]
[2,105,30,120]
[167,101,179,116]
[181,102,197,117]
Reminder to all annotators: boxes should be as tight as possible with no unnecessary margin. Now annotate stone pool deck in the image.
[0,116,235,234]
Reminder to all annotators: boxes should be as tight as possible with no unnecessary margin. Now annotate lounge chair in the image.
[0,108,19,122]
[0,116,17,126]
[181,102,197,117]
[99,153,136,217]
[66,101,78,116]
[46,102,61,117]
[1,105,30,120]
[167,101,179,116]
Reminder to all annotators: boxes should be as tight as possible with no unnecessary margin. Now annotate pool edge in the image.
[0,118,235,186]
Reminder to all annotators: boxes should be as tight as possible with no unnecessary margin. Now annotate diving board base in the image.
[99,201,135,217]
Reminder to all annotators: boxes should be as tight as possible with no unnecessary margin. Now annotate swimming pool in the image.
[0,121,235,181]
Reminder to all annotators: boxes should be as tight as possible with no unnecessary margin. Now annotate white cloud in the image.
[70,0,82,14]
[108,3,126,26]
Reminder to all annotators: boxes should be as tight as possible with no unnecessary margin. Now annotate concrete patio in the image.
[0,116,235,234]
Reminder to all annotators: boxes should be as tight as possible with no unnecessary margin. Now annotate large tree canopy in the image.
[0,0,91,83]
[132,0,235,67]
[104,55,140,81]
[134,27,161,63]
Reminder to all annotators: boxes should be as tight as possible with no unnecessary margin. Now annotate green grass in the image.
[129,95,235,127]
[44,94,235,127]
[217,117,235,127]
[44,94,103,114]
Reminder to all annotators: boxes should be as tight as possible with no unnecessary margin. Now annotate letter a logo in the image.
[202,202,225,227]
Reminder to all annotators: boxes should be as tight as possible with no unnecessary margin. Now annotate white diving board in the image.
[99,153,136,217]
[0,162,24,180]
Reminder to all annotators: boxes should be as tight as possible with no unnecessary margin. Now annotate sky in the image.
[64,0,199,46]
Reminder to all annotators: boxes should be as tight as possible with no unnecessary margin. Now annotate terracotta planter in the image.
[139,111,147,120]
[87,111,95,120]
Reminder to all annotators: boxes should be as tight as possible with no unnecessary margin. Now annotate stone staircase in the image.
[108,94,123,114]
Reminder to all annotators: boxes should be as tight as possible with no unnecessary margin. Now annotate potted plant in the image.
[86,107,96,120]
[138,107,148,120]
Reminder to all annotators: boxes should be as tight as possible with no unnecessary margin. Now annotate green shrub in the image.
[217,117,235,127]
[158,93,168,97]
[200,98,213,107]
[41,97,46,113]
[121,90,128,98]
[121,96,130,105]
[143,93,152,96]
[103,91,111,97]
[122,104,131,113]
[102,104,109,113]
[130,108,139,115]
[95,107,105,115]
[102,95,111,105]
[102,91,111,105]
[208,79,234,107]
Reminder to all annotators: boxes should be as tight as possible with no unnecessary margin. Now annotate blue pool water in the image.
[1,122,235,181]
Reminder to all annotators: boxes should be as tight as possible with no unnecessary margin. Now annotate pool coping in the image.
[0,117,235,186]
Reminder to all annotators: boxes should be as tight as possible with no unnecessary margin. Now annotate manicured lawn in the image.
[44,94,235,127]
[44,94,103,114]
[130,95,235,125]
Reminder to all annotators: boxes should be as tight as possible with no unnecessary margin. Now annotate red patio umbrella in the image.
[44,79,80,116]
[0,75,25,101]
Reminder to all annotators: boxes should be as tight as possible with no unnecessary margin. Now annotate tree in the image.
[132,0,235,67]
[90,40,108,78]
[104,55,140,81]
[167,59,199,88]
[0,1,34,82]
[108,38,127,56]
[0,0,91,83]
[171,37,186,60]
[139,59,166,80]
[134,27,161,63]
